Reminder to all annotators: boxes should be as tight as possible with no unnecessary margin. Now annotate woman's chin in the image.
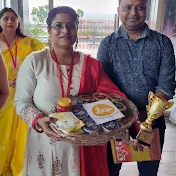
[57,43,74,49]
[6,27,16,32]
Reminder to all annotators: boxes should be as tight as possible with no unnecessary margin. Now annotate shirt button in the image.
[134,58,137,60]
[136,89,139,91]
[134,73,138,76]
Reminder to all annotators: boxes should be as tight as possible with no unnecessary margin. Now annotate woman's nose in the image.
[61,25,69,33]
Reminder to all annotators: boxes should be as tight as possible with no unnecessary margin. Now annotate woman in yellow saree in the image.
[0,8,45,176]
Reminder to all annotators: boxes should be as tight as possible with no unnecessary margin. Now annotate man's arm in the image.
[0,53,9,108]
[155,36,176,100]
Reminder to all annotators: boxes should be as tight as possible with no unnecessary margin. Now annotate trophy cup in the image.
[136,91,174,145]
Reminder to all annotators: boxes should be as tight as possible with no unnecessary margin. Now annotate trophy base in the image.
[136,130,153,146]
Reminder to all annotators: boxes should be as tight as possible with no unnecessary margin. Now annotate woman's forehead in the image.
[52,13,75,23]
[2,11,17,17]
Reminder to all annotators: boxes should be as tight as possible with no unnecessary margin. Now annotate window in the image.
[23,0,153,58]
[163,0,176,35]
[27,0,49,43]
[163,0,176,55]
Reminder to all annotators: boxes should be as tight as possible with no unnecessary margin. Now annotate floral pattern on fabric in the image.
[37,151,45,169]
[20,105,44,128]
[53,157,62,175]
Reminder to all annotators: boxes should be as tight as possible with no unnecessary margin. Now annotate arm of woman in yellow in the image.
[0,53,9,108]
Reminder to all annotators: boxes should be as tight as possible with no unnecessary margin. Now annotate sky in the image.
[29,0,119,19]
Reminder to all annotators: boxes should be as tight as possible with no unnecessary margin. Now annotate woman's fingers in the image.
[37,117,61,140]
[49,123,59,134]
[45,128,61,140]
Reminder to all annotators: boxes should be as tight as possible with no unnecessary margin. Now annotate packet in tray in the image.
[49,112,84,133]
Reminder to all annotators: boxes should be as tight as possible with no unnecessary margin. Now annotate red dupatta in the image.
[78,54,127,176]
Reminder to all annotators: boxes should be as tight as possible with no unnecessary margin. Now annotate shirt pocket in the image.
[142,49,161,78]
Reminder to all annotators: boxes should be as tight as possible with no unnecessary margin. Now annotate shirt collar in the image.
[115,23,151,40]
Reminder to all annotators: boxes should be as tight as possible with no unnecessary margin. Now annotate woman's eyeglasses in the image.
[2,16,18,22]
[50,22,77,31]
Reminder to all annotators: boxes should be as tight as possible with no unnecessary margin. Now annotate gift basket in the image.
[49,92,138,146]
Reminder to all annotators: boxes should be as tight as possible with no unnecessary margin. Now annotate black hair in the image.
[46,6,79,27]
[0,7,26,38]
[119,0,147,5]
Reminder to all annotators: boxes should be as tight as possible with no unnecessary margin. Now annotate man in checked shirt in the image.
[97,0,176,176]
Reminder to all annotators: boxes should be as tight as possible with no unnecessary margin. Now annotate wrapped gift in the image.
[111,128,161,163]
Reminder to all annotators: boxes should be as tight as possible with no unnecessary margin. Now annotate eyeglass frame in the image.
[50,22,78,31]
[1,16,18,22]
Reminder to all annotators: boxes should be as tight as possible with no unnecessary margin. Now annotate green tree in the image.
[77,8,84,18]
[29,5,48,37]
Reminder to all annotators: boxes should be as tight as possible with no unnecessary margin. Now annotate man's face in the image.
[118,0,147,31]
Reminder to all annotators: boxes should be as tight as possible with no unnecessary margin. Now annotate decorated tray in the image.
[51,92,138,146]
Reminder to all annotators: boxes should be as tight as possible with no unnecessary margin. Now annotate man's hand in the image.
[123,130,144,152]
[131,139,144,152]
[155,90,170,101]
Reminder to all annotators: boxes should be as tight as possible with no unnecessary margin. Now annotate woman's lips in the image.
[61,36,70,39]
[7,26,14,28]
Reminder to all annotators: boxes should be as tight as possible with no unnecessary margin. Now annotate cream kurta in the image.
[15,49,85,176]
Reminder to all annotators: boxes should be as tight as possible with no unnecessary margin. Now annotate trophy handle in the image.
[167,101,174,109]
[148,91,154,108]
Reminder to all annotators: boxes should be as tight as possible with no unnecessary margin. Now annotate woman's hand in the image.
[9,79,16,88]
[37,116,61,141]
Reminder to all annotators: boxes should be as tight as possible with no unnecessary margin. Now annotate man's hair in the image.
[119,0,147,5]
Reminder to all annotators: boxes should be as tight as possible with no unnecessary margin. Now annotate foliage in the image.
[31,5,48,24]
[77,8,84,18]
[29,6,111,38]
[28,26,47,37]
[29,5,48,37]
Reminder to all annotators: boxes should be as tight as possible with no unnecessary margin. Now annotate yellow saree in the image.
[0,36,45,176]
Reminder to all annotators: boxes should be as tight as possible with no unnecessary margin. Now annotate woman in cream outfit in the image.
[15,6,126,176]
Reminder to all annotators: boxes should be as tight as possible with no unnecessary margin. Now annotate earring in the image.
[75,38,78,50]
[48,35,52,49]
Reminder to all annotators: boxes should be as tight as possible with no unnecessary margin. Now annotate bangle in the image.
[34,120,44,133]
[32,113,44,132]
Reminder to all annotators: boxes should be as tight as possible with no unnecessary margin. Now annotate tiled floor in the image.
[119,119,176,176]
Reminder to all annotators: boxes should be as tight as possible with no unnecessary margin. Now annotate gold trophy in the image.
[137,91,174,145]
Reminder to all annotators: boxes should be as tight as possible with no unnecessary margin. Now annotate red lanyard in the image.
[2,33,18,68]
[52,49,74,98]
